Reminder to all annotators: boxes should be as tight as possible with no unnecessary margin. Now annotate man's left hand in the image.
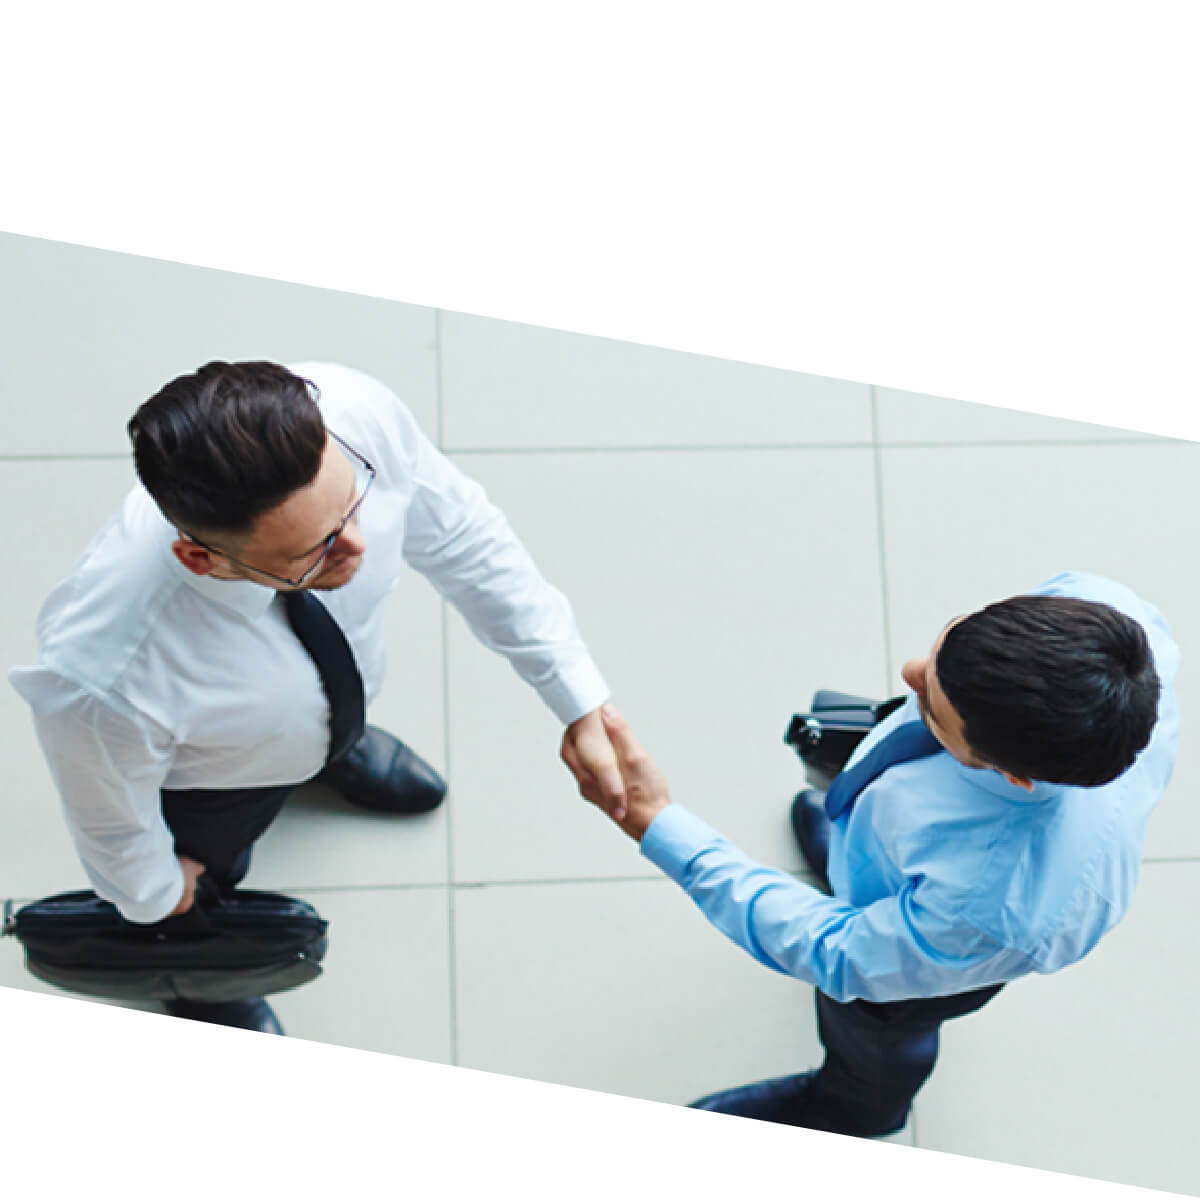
[561,706,627,821]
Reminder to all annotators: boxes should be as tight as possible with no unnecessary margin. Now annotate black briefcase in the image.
[784,689,906,790]
[3,885,328,1004]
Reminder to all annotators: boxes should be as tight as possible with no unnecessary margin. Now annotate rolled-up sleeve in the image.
[642,804,1032,1003]
[11,667,183,923]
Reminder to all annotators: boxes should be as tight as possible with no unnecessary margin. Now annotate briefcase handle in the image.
[783,690,907,791]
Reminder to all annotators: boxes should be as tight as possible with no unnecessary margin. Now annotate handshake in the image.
[560,705,671,840]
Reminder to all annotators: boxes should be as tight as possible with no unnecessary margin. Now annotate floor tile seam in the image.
[0,453,131,462]
[878,437,1175,450]
[438,585,460,1066]
[0,437,1171,465]
[447,869,814,889]
[0,868,808,904]
[0,888,459,909]
[441,437,1169,457]
[446,442,876,456]
[427,314,453,1066]
[434,307,445,449]
[291,851,1196,887]
[11,856,1200,906]
[450,874,666,889]
[200,881,454,900]
[870,385,895,689]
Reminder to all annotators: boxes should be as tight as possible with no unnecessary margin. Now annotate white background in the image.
[0,3,1196,1198]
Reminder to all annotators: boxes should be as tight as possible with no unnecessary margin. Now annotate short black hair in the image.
[127,361,327,538]
[936,594,1160,786]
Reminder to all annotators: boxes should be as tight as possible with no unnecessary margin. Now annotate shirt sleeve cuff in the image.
[639,804,723,883]
[103,868,185,925]
[537,658,611,726]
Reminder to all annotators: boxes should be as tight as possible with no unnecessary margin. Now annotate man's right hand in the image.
[168,854,207,915]
[575,706,672,842]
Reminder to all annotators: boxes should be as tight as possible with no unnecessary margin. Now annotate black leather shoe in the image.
[690,1072,817,1124]
[164,996,285,1035]
[691,1072,905,1137]
[319,725,447,814]
[790,789,832,893]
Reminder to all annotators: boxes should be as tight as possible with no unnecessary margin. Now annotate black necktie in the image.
[280,590,366,766]
[824,718,943,820]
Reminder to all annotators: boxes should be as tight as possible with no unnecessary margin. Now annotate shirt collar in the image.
[951,758,1058,804]
[157,519,278,619]
[894,691,1057,804]
[178,565,278,618]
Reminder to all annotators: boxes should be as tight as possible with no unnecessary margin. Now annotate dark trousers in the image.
[121,783,301,1015]
[159,783,296,893]
[792,793,1004,1136]
[804,982,1004,1136]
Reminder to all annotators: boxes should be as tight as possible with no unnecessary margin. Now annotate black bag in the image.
[784,689,906,790]
[2,885,328,1004]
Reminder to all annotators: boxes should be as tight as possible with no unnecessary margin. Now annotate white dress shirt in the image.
[10,362,609,923]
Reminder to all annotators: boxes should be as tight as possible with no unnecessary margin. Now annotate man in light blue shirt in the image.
[564,572,1180,1137]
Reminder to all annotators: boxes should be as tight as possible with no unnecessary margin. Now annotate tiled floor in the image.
[2,234,1196,1194]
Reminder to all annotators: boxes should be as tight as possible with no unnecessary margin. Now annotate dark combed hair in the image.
[936,595,1160,787]
[127,361,327,537]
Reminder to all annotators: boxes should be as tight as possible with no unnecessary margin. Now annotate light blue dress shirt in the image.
[641,573,1181,1004]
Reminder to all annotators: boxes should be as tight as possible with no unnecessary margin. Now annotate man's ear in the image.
[171,537,219,577]
[998,769,1036,793]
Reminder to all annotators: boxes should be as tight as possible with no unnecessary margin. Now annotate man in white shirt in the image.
[11,359,623,1034]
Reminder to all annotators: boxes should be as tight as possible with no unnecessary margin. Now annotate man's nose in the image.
[900,658,925,693]
[332,522,366,557]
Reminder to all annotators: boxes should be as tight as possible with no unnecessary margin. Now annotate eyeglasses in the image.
[184,430,376,589]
